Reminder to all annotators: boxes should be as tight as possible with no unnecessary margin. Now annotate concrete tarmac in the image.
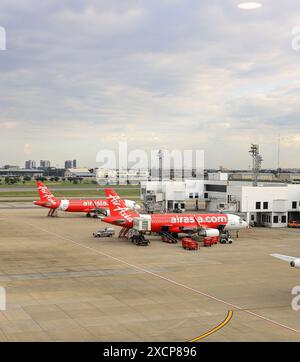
[0,207,299,341]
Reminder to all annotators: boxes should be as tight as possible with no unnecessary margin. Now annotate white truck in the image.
[93,228,115,238]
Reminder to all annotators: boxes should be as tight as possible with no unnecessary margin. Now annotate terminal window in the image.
[206,185,227,192]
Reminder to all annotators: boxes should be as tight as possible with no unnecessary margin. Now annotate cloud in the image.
[1,121,17,129]
[57,5,146,34]
[0,0,299,168]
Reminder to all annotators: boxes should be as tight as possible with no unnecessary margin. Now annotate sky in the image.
[0,0,300,169]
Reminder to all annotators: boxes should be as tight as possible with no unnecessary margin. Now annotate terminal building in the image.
[203,173,300,227]
[140,172,300,227]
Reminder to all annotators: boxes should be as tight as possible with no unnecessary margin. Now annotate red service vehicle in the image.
[203,236,214,247]
[211,236,219,244]
[182,238,199,250]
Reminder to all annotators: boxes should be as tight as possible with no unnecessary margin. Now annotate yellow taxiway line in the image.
[189,310,234,342]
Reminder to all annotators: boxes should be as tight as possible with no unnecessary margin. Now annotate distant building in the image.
[0,168,44,178]
[96,168,149,185]
[3,165,19,170]
[64,160,77,169]
[43,167,65,177]
[40,160,51,168]
[25,160,36,169]
[64,168,95,178]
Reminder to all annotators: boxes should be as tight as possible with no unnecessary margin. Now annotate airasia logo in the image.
[94,200,108,207]
[38,186,57,206]
[83,200,108,207]
[170,215,228,224]
[107,194,133,222]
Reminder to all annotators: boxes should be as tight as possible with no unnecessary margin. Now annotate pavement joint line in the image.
[18,220,300,337]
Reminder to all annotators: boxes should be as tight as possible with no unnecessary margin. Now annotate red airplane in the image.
[102,188,248,239]
[33,181,140,217]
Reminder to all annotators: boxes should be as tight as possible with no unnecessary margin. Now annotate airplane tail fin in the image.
[105,188,140,222]
[36,181,58,207]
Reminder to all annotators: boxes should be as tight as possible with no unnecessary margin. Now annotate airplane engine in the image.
[199,229,220,237]
[290,259,300,268]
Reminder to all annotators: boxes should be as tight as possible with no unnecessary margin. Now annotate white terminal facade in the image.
[96,169,150,185]
[140,180,204,212]
[140,172,300,227]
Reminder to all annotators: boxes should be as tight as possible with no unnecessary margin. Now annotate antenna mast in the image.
[249,144,263,187]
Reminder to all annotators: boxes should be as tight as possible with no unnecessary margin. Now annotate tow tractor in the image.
[219,232,233,244]
[130,231,150,246]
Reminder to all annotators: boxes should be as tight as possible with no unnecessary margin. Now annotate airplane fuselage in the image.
[103,213,247,232]
[34,198,109,213]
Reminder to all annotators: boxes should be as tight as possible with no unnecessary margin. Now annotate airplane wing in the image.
[83,207,107,214]
[85,201,108,215]
[271,254,298,263]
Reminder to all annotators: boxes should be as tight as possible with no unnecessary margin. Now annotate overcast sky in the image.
[0,0,300,169]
